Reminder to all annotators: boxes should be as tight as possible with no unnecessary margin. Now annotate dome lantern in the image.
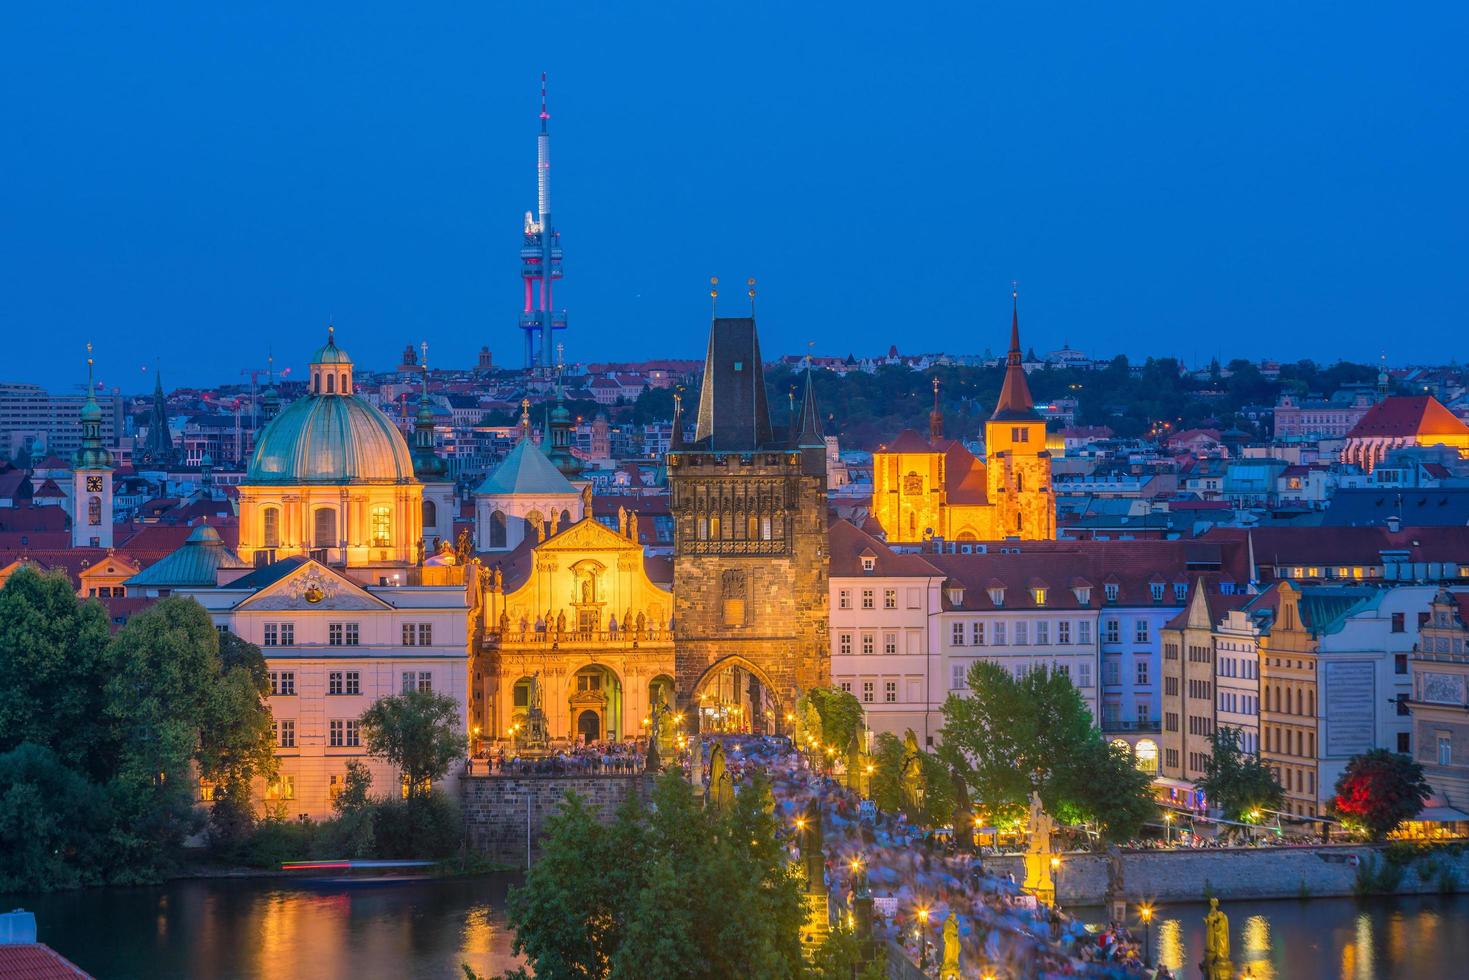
[310,325,354,395]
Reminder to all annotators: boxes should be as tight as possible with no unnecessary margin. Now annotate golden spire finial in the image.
[710,276,719,318]
[85,342,94,392]
[748,277,757,315]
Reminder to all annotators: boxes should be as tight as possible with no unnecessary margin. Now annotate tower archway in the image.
[688,655,783,735]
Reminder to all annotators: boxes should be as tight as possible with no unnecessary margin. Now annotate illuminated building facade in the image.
[871,295,1055,543]
[1340,395,1469,473]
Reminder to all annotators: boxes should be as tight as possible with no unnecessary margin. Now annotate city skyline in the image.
[5,4,1466,388]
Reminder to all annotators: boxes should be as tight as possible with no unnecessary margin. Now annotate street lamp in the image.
[1050,856,1062,905]
[916,906,930,969]
[1164,811,1174,846]
[1138,903,1154,968]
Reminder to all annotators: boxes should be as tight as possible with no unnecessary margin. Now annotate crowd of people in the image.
[469,740,648,776]
[708,735,1157,979]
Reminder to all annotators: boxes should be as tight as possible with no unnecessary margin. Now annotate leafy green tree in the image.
[1331,748,1431,841]
[940,662,1153,838]
[1195,727,1284,822]
[800,686,865,759]
[507,770,804,979]
[0,743,115,891]
[869,731,907,815]
[360,689,468,798]
[322,760,377,858]
[0,568,115,780]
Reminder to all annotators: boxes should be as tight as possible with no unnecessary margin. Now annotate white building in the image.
[828,521,946,745]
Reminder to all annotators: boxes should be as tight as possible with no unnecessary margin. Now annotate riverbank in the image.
[982,842,1469,905]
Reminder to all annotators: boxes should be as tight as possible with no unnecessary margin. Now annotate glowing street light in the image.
[1139,903,1154,967]
[916,906,931,968]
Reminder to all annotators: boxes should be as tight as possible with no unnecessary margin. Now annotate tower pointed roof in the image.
[794,364,824,449]
[412,343,446,479]
[693,317,775,450]
[990,291,1040,422]
[141,363,176,466]
[75,343,114,470]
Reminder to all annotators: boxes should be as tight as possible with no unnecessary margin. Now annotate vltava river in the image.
[9,877,1469,978]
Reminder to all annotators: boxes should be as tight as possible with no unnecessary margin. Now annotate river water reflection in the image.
[9,877,1469,979]
[6,874,523,980]
[1078,894,1469,979]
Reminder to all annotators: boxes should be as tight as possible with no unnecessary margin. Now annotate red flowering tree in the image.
[1331,748,1431,841]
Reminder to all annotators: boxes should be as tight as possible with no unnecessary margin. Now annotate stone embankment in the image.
[459,773,655,862]
[984,845,1469,904]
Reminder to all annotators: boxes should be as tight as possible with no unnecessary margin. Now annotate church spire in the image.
[794,360,824,449]
[990,286,1040,421]
[412,341,446,478]
[141,360,176,466]
[929,376,944,441]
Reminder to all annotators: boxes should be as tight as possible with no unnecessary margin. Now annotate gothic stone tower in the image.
[984,293,1055,539]
[670,316,829,731]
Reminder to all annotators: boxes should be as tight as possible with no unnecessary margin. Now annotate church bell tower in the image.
[984,291,1054,539]
[72,343,115,548]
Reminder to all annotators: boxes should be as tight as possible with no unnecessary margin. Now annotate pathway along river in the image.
[8,876,1469,979]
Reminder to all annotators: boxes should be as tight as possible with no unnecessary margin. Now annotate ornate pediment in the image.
[237,561,391,611]
[542,517,638,554]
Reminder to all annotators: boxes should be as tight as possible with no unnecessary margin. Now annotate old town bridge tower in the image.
[669,314,829,733]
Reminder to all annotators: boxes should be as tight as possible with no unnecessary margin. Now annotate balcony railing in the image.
[1101,720,1163,735]
[487,628,674,647]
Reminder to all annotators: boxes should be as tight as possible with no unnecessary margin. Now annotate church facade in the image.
[870,299,1056,543]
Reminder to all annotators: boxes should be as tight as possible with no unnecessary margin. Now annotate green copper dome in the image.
[246,392,416,485]
[311,330,353,365]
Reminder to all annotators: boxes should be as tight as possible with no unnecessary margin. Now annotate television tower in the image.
[520,72,566,373]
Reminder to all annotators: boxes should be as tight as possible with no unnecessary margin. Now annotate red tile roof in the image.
[828,520,943,578]
[1347,396,1469,439]
[0,944,92,978]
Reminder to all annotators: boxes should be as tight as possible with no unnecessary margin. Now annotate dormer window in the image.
[1150,583,1165,602]
[1073,587,1092,605]
[1173,582,1188,602]
[1104,582,1119,603]
[861,555,876,573]
[1031,588,1047,607]
[947,586,966,606]
[988,587,1005,607]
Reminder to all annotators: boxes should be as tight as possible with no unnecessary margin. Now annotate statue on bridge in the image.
[939,913,961,980]
[1201,897,1233,980]
[900,730,925,818]
[1022,791,1057,904]
[707,739,734,812]
[799,797,825,896]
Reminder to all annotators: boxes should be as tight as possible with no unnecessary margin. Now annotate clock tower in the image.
[72,343,115,549]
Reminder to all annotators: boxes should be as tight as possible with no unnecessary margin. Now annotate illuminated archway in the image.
[689,655,782,735]
[569,663,622,743]
[1134,738,1159,774]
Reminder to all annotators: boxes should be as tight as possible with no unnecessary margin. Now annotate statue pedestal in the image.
[1023,852,1056,906]
[799,892,830,959]
[518,707,551,759]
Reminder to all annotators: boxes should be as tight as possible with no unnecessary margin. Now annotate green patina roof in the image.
[246,393,416,485]
[474,437,576,496]
[311,332,353,365]
[124,523,247,588]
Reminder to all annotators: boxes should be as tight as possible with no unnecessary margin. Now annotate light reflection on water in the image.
[1080,894,1469,980]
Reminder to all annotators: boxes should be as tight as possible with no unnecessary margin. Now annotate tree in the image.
[0,568,116,780]
[507,770,805,979]
[1194,728,1284,822]
[0,744,115,891]
[800,686,865,760]
[360,689,468,798]
[1332,748,1431,841]
[939,662,1154,838]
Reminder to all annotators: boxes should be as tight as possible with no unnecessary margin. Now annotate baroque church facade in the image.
[870,299,1056,543]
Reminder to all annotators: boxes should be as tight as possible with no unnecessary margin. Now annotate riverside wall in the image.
[982,845,1469,905]
[459,773,656,862]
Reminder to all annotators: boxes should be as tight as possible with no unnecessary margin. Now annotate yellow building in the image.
[237,328,423,577]
[479,514,675,745]
[871,299,1055,542]
[1259,582,1322,820]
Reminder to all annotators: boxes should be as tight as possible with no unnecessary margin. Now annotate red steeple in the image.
[991,289,1040,421]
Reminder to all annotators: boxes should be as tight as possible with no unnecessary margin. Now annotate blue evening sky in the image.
[3,3,1465,392]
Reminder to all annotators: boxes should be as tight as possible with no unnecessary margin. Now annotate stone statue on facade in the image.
[498,610,509,635]
[492,566,502,592]
[454,527,474,565]
[628,510,639,542]
[581,482,593,514]
[617,506,628,536]
[555,611,566,636]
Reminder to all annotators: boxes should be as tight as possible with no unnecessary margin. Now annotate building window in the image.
[280,623,295,646]
[1137,703,1151,724]
[330,719,345,747]
[329,622,359,646]
[269,671,295,696]
[329,671,344,695]
[345,670,360,695]
[1015,622,1028,645]
[1173,583,1188,602]
[1104,660,1120,686]
[994,622,1007,645]
[490,510,508,548]
[1135,620,1150,644]
[838,633,852,655]
[1391,612,1405,633]
[951,623,966,646]
[952,663,967,689]
[884,680,898,703]
[1104,620,1120,644]
[839,681,852,694]
[1104,583,1119,603]
[263,507,281,548]
[972,622,985,645]
[1136,661,1149,685]
[884,589,897,610]
[1394,654,1407,675]
[882,633,897,655]
[1150,583,1165,602]
[1078,621,1091,644]
[266,775,295,801]
[276,719,296,748]
[1032,588,1047,607]
[314,508,338,549]
[417,671,432,693]
[861,634,875,655]
[862,681,873,703]
[1058,621,1070,644]
[263,623,279,646]
[838,589,851,610]
[87,495,102,526]
[1078,662,1092,688]
[861,590,874,610]
[1036,621,1049,645]
[1397,732,1411,753]
[370,506,392,548]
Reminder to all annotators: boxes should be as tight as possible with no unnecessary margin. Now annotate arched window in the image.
[1017,472,1025,492]
[560,509,572,527]
[370,505,392,547]
[263,507,281,547]
[87,495,101,526]
[422,499,437,528]
[490,510,507,548]
[314,508,337,548]
[340,372,349,393]
[326,373,336,394]
[312,371,320,393]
